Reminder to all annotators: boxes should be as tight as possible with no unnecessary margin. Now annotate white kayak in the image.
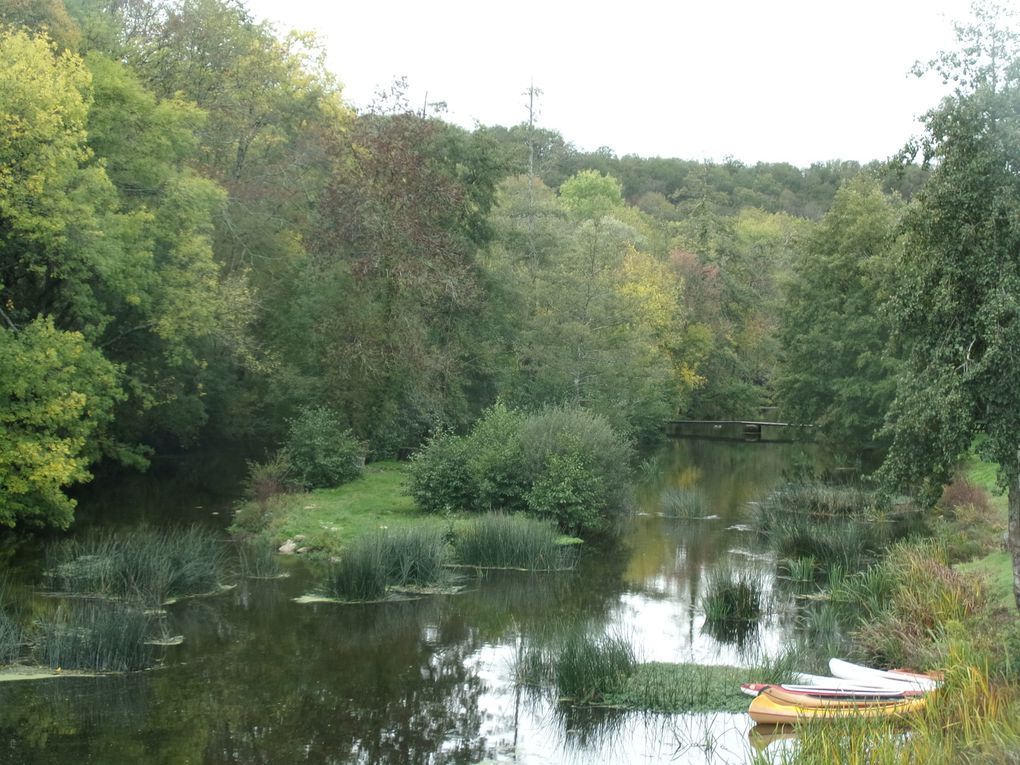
[792,672,917,692]
[829,658,940,691]
[740,682,917,699]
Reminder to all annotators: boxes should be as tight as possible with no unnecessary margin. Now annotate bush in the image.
[407,431,477,514]
[284,406,364,489]
[408,403,633,535]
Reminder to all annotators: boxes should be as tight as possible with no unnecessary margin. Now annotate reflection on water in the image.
[0,440,813,764]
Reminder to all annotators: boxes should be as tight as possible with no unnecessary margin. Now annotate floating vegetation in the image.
[48,526,228,606]
[35,601,154,672]
[659,486,707,518]
[453,513,575,570]
[609,662,752,713]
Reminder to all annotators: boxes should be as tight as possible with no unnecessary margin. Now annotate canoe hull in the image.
[748,693,926,726]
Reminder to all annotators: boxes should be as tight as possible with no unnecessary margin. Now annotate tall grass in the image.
[453,513,574,570]
[48,526,228,605]
[236,536,283,579]
[319,526,448,601]
[701,567,764,645]
[35,602,153,672]
[554,631,637,704]
[0,580,24,664]
[659,487,706,518]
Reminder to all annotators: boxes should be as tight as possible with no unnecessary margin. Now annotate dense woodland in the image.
[2,0,1020,602]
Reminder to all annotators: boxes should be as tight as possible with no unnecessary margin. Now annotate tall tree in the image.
[777,175,901,464]
[879,2,1020,610]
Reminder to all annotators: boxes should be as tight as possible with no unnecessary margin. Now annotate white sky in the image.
[243,0,980,167]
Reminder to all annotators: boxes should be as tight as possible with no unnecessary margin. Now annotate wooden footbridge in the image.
[665,420,814,443]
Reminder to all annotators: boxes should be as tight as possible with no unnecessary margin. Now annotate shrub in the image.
[407,431,476,514]
[466,403,528,514]
[525,445,606,534]
[408,403,633,535]
[284,406,365,489]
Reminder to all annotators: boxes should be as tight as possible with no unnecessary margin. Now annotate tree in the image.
[777,175,901,464]
[0,318,122,528]
[879,2,1020,610]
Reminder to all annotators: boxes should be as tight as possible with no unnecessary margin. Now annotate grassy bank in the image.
[239,461,447,554]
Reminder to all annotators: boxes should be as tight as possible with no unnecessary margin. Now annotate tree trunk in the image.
[1011,454,1020,613]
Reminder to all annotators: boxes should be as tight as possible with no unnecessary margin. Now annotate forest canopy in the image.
[1,0,1011,550]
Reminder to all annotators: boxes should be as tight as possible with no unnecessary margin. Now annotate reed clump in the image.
[554,631,637,704]
[319,526,448,601]
[701,567,764,645]
[453,513,574,570]
[236,536,283,579]
[48,526,228,606]
[659,487,706,518]
[35,601,154,672]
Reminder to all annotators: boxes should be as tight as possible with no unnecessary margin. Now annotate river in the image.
[0,439,814,764]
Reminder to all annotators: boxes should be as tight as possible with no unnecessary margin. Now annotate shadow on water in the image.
[0,439,817,765]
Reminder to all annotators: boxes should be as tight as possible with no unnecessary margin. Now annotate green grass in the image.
[958,550,1013,611]
[251,462,448,554]
[659,487,706,518]
[608,662,751,713]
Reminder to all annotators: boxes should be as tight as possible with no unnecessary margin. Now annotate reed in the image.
[0,612,20,665]
[35,602,154,672]
[320,533,388,601]
[236,536,283,579]
[319,526,448,601]
[659,487,706,518]
[453,513,573,570]
[380,526,447,587]
[49,526,227,605]
[554,631,637,704]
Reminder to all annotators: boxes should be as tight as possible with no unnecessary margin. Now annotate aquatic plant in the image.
[236,536,283,579]
[779,555,817,583]
[554,631,637,704]
[701,567,764,646]
[319,526,448,601]
[35,602,153,672]
[320,534,389,601]
[453,513,573,570]
[0,612,20,665]
[48,526,228,605]
[659,487,706,518]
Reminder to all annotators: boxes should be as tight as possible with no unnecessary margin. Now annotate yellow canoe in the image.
[749,691,927,725]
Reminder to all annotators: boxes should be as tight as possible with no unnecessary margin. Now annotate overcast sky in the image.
[243,0,980,167]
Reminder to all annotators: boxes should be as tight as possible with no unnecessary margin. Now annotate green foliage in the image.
[409,404,632,534]
[406,431,476,514]
[0,318,123,528]
[283,406,364,489]
[777,175,901,463]
[701,566,764,645]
